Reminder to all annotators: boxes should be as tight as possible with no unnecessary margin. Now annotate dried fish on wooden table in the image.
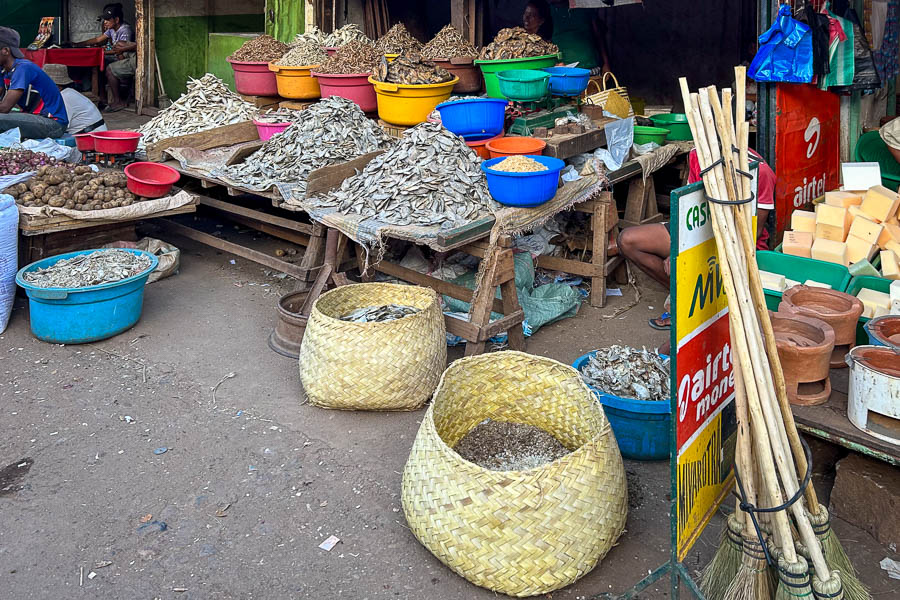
[374,23,423,55]
[372,54,453,85]
[324,24,372,47]
[340,304,420,322]
[479,27,558,60]
[275,39,327,66]
[578,345,670,401]
[23,249,152,289]
[421,24,478,60]
[315,41,381,74]
[229,34,289,62]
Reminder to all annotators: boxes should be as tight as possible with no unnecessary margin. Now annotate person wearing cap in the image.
[73,4,135,112]
[43,64,107,136]
[0,27,68,139]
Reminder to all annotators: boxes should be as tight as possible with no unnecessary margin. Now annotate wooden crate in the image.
[377,119,410,139]
[20,222,138,266]
[239,93,282,109]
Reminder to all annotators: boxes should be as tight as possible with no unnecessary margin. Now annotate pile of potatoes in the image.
[6,165,145,210]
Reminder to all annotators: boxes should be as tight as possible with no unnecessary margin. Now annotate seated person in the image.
[618,148,776,331]
[43,64,107,135]
[0,27,68,138]
[74,4,135,112]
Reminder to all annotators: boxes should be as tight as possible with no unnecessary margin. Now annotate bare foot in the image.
[104,102,126,113]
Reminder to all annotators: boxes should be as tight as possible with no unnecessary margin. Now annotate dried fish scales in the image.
[340,304,420,323]
[275,40,327,66]
[374,23,423,54]
[579,345,670,402]
[308,121,497,227]
[23,249,152,289]
[229,34,289,62]
[478,27,558,60]
[372,54,453,85]
[421,24,478,60]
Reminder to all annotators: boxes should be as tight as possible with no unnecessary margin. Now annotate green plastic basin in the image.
[846,275,894,344]
[633,125,669,145]
[474,54,559,99]
[757,250,853,310]
[495,70,549,102]
[854,130,900,191]
[650,113,692,141]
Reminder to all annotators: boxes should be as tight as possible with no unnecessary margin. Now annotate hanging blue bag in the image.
[749,4,815,83]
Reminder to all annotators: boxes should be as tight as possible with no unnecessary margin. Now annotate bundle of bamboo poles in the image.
[682,69,865,600]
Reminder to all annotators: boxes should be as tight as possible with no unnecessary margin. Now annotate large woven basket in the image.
[298,283,447,410]
[401,351,627,596]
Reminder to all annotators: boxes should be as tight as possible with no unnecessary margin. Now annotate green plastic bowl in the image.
[633,125,669,145]
[854,130,900,191]
[474,54,559,99]
[495,70,549,102]
[650,113,692,141]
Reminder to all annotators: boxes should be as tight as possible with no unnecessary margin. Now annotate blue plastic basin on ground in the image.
[542,66,591,96]
[435,98,508,137]
[864,315,900,349]
[573,352,672,460]
[16,249,158,344]
[481,155,564,207]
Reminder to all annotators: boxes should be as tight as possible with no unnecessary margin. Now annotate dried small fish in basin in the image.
[23,249,152,289]
[340,304,420,323]
[275,40,327,66]
[421,24,478,60]
[316,41,381,74]
[579,345,670,402]
[229,34,289,62]
[479,27,558,61]
[372,54,453,85]
[323,24,372,47]
[374,23,423,54]
[492,156,547,173]
[293,26,327,46]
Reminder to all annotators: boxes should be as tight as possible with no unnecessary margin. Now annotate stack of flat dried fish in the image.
[372,54,453,85]
[421,24,478,60]
[479,27,558,60]
[374,23,423,54]
[137,74,256,147]
[254,107,303,124]
[315,41,381,74]
[220,96,391,192]
[293,25,327,46]
[23,249,152,289]
[229,34,290,62]
[308,121,496,227]
[324,24,372,47]
[579,345,670,401]
[340,304,420,322]
[275,39,327,66]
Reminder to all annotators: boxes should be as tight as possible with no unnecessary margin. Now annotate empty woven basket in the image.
[298,283,447,410]
[401,351,627,596]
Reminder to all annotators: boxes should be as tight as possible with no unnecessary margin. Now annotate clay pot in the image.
[770,310,835,406]
[779,286,864,369]
[866,315,900,349]
[268,291,309,359]
[432,57,482,94]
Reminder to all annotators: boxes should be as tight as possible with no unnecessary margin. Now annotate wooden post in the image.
[134,0,155,113]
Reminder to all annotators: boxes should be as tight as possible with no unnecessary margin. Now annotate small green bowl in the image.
[650,113,692,140]
[495,70,549,102]
[633,125,670,145]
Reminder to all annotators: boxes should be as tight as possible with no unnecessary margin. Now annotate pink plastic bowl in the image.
[91,130,141,154]
[324,47,338,56]
[227,59,278,96]
[124,162,180,198]
[311,72,377,112]
[253,119,293,141]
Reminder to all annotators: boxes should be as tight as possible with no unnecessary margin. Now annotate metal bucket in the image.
[846,345,900,446]
[268,291,309,358]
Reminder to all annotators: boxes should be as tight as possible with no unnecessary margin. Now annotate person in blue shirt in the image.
[0,27,68,139]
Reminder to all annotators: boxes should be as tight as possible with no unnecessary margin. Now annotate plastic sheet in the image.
[749,5,814,83]
[594,117,634,171]
[0,194,18,333]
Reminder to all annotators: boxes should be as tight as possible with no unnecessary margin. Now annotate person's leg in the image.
[0,113,67,139]
[617,223,671,286]
[105,55,135,112]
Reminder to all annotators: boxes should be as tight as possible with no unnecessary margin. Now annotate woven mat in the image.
[632,141,692,182]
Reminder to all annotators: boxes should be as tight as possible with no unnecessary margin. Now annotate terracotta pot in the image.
[268,291,309,358]
[431,57,482,94]
[770,310,835,406]
[866,315,900,348]
[779,286,864,369]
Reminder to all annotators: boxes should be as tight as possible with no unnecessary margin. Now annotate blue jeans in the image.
[0,112,67,139]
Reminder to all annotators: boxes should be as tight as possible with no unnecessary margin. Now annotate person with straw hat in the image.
[42,63,107,136]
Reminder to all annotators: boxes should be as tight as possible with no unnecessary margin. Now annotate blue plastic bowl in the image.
[481,155,564,207]
[572,352,672,461]
[542,66,591,96]
[435,98,508,137]
[16,249,159,344]
[863,315,900,349]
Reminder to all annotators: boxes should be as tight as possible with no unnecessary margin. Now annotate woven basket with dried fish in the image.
[229,34,290,62]
[421,24,478,60]
[298,283,446,411]
[372,54,453,85]
[137,74,256,148]
[578,345,670,402]
[218,96,391,193]
[316,41,381,74]
[374,23,423,54]
[307,121,496,227]
[275,39,327,67]
[323,23,372,47]
[478,26,559,60]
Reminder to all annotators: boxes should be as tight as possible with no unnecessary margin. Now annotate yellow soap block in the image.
[759,270,786,292]
[816,203,851,239]
[879,222,900,249]
[825,191,862,208]
[783,231,813,258]
[887,240,900,256]
[857,288,891,318]
[804,280,832,288]
[849,205,867,220]
[815,223,847,242]
[790,210,816,234]
[849,216,884,245]
[845,235,878,264]
[881,250,900,280]
[811,238,849,266]
[860,185,900,222]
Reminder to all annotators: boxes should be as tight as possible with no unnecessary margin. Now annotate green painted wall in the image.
[208,33,257,91]
[264,0,305,43]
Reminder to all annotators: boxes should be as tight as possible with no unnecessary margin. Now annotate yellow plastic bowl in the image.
[268,62,321,99]
[369,76,459,126]
[385,53,399,62]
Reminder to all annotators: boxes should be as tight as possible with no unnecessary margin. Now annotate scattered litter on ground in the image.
[153,447,168,455]
[453,419,570,471]
[94,561,112,569]
[139,514,152,523]
[881,557,900,579]
[319,535,341,551]
[137,520,167,534]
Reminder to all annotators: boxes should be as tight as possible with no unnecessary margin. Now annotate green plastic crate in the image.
[757,250,852,310]
[846,275,894,344]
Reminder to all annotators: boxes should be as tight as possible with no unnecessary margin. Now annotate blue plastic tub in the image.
[863,315,900,349]
[16,249,158,344]
[573,352,672,460]
[435,98,508,137]
[542,66,591,96]
[481,155,564,207]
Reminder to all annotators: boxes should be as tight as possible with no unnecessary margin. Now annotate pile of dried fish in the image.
[324,24,372,47]
[275,39,327,66]
[315,41,381,74]
[219,96,390,192]
[372,54,453,85]
[421,24,478,60]
[454,419,570,471]
[579,345,670,402]
[479,27,558,60]
[340,304,420,323]
[229,34,289,62]
[293,25,327,46]
[254,107,303,124]
[492,156,547,173]
[374,23,423,54]
[23,249,152,289]
[137,74,256,147]
[308,121,496,227]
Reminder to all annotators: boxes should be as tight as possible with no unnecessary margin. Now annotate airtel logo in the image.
[805,117,821,158]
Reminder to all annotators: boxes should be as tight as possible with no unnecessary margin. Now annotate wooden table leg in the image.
[92,66,100,102]
[590,197,608,308]
[464,250,500,357]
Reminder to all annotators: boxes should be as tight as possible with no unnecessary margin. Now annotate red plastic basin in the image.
[465,131,504,160]
[124,162,180,198]
[74,133,95,151]
[227,59,278,96]
[324,47,338,56]
[311,72,377,112]
[92,130,142,154]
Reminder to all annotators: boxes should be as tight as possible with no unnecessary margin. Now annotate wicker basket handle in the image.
[601,71,621,91]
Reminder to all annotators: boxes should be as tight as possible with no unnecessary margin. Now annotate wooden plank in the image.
[304,151,384,197]
[540,128,607,160]
[21,222,137,264]
[435,216,495,248]
[534,253,604,278]
[224,141,266,166]
[490,249,515,286]
[483,310,526,340]
[223,213,312,249]
[590,191,607,308]
[239,94,282,109]
[450,0,466,38]
[19,202,197,235]
[197,195,319,235]
[279,100,314,110]
[146,121,260,162]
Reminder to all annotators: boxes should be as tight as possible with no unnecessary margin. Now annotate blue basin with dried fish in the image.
[573,349,671,461]
[16,249,158,344]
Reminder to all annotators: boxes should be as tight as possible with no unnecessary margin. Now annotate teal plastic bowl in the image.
[495,70,549,102]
